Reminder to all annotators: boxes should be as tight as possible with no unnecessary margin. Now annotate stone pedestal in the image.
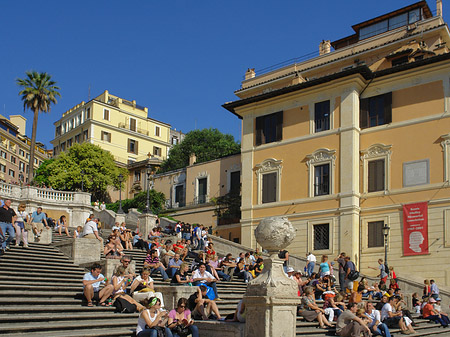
[244,216,300,337]
[53,238,102,265]
[138,213,158,240]
[115,213,126,225]
[154,285,194,310]
[28,227,52,244]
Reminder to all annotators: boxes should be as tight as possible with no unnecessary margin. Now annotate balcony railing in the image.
[118,123,149,136]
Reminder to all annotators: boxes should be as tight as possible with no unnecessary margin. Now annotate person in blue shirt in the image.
[30,207,48,239]
[83,263,114,307]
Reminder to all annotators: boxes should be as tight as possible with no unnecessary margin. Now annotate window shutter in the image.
[360,98,368,129]
[255,117,263,146]
[135,140,139,154]
[368,159,385,192]
[127,139,131,153]
[262,172,277,203]
[130,118,136,131]
[384,92,392,124]
[276,111,283,141]
[368,161,376,192]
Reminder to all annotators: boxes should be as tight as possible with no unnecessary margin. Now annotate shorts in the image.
[14,222,24,229]
[383,316,401,328]
[32,222,44,232]
[83,234,97,239]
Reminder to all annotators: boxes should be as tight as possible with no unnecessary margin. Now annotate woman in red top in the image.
[423,279,431,297]
[388,278,399,291]
[422,298,450,327]
[206,243,216,256]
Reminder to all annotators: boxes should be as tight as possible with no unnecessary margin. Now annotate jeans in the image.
[338,272,345,291]
[372,322,391,337]
[306,262,315,276]
[193,281,218,299]
[428,314,450,327]
[216,270,231,281]
[196,238,204,251]
[167,267,179,278]
[172,325,199,337]
[137,327,173,337]
[234,270,253,282]
[182,232,190,241]
[150,266,169,280]
[0,222,15,250]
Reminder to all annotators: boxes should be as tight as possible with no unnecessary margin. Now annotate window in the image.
[10,156,16,164]
[392,56,409,67]
[8,169,14,177]
[130,118,136,132]
[83,130,88,141]
[360,92,392,129]
[67,138,73,147]
[26,153,30,160]
[361,144,391,194]
[315,100,330,132]
[0,164,5,173]
[103,109,110,121]
[75,134,80,143]
[155,126,160,137]
[34,158,38,165]
[313,223,330,250]
[314,164,330,196]
[197,178,207,204]
[134,170,141,182]
[101,131,111,143]
[256,158,282,204]
[153,146,161,157]
[368,159,385,192]
[368,221,384,248]
[171,137,178,145]
[19,161,25,171]
[128,139,138,154]
[175,185,185,207]
[86,108,91,119]
[229,171,240,195]
[262,172,277,203]
[60,142,66,151]
[255,111,283,146]
[19,149,25,157]
[1,151,7,159]
[56,126,61,136]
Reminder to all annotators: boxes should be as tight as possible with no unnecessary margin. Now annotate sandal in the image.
[99,302,107,306]
[87,302,94,307]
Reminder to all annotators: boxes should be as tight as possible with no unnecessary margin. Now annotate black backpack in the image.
[114,297,137,313]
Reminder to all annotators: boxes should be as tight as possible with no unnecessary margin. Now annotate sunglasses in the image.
[179,305,186,308]
[123,261,131,263]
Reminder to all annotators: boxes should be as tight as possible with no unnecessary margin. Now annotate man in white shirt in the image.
[192,263,220,300]
[381,296,415,334]
[365,301,391,337]
[82,263,113,306]
[306,252,316,276]
[82,218,102,242]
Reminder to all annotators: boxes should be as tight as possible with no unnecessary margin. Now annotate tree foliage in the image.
[106,190,165,215]
[159,128,240,173]
[17,71,61,182]
[34,143,127,200]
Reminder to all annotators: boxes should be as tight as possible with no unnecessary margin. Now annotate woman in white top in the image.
[13,204,28,248]
[56,215,70,236]
[136,297,172,337]
[112,266,144,311]
[130,268,165,307]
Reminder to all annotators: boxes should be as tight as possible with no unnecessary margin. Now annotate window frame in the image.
[255,158,282,205]
[361,144,391,194]
[306,148,336,198]
[128,139,138,154]
[195,174,209,204]
[103,109,110,121]
[314,100,331,133]
[307,218,334,255]
[255,111,283,146]
[155,126,161,137]
[130,118,137,132]
[101,131,111,143]
[361,215,389,253]
[360,92,392,129]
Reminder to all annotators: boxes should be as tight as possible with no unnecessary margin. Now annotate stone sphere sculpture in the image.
[254,216,296,253]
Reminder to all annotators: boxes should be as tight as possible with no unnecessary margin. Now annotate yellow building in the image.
[224,1,450,286]
[51,90,171,166]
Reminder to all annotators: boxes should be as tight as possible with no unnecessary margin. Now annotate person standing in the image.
[30,206,48,239]
[335,252,347,292]
[306,252,316,276]
[278,249,289,273]
[430,280,440,300]
[13,203,28,248]
[0,199,16,253]
[369,259,388,284]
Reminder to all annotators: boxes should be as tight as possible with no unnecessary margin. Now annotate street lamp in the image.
[144,163,153,214]
[117,173,124,214]
[382,223,390,266]
[81,170,85,192]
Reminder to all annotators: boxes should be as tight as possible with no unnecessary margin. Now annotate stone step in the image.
[0,276,82,284]
[0,290,80,298]
[0,311,138,323]
[0,268,84,277]
[0,260,82,270]
[0,305,116,314]
[0,318,137,334]
[0,284,83,291]
[0,297,83,306]
[1,327,134,337]
[4,248,69,259]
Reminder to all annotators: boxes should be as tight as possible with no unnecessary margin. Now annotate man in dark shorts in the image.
[82,263,114,307]
[0,199,16,253]
[187,285,222,320]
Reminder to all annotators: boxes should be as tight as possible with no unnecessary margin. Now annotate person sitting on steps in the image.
[82,263,113,307]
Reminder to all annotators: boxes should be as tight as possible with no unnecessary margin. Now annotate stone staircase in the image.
[1,234,449,336]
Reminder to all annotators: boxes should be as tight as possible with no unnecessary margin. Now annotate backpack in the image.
[345,261,359,281]
[114,297,137,313]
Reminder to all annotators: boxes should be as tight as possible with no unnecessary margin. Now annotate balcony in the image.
[118,123,149,136]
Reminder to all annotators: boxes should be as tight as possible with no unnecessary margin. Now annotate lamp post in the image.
[117,173,124,214]
[382,223,390,266]
[81,170,85,192]
[144,163,153,214]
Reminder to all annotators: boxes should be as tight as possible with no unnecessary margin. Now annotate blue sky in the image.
[0,1,448,149]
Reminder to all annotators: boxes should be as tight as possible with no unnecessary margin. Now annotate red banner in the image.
[403,202,428,256]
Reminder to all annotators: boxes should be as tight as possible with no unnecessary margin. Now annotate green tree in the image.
[106,190,165,214]
[17,71,61,182]
[159,128,240,173]
[33,143,127,200]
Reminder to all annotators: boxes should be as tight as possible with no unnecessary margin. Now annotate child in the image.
[73,225,83,239]
[389,266,397,282]
[412,292,422,314]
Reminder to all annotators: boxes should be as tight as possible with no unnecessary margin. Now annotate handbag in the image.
[114,297,137,313]
[172,324,190,337]
[347,270,360,281]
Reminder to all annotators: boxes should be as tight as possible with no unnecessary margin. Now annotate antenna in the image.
[88,84,91,101]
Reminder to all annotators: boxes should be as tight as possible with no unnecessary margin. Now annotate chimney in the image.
[437,0,443,17]
[319,40,331,55]
[245,68,256,80]
[189,153,197,166]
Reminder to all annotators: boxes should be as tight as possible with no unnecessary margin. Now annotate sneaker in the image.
[163,279,171,282]
[5,246,10,251]
[215,298,223,301]
[14,243,19,247]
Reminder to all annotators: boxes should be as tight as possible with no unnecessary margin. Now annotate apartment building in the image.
[0,114,49,184]
[51,90,171,166]
[224,1,450,285]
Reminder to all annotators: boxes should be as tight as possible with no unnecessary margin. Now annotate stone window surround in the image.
[441,134,450,182]
[306,148,336,198]
[444,208,450,248]
[360,143,392,194]
[103,108,110,121]
[360,214,390,254]
[255,158,282,205]
[309,98,335,134]
[307,217,335,255]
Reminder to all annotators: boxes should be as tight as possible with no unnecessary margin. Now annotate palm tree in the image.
[17,71,61,183]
